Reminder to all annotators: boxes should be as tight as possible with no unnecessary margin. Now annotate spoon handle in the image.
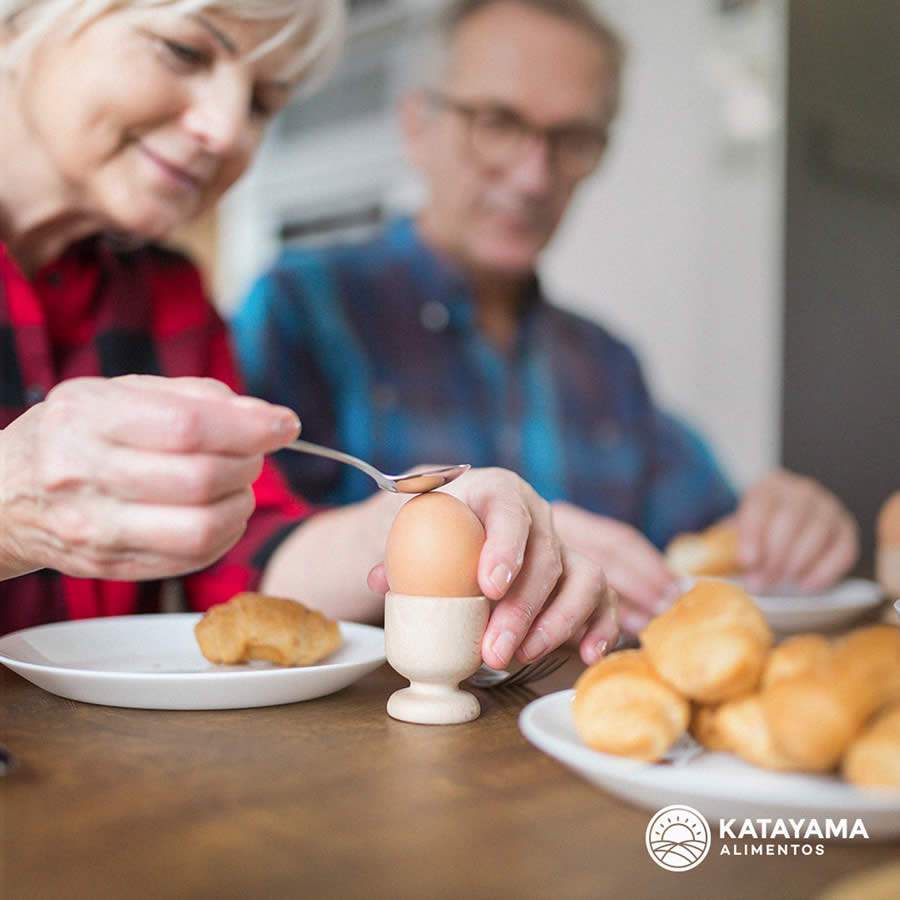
[283,439,395,492]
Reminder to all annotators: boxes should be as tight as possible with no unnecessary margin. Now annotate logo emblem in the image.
[645,805,711,872]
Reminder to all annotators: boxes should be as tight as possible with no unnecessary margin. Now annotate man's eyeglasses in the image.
[425,90,608,179]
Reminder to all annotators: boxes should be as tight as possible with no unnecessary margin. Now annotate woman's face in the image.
[15,7,304,238]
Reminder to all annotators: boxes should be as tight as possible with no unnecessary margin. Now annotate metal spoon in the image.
[283,439,470,494]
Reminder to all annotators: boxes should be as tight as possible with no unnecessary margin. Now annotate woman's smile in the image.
[138,142,207,193]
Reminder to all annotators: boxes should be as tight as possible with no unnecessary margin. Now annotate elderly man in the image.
[233,0,858,633]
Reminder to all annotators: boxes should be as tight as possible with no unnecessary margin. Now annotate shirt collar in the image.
[383,216,546,334]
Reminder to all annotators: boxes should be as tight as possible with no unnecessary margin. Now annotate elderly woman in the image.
[0,0,617,669]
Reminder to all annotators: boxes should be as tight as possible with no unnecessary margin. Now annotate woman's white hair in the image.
[0,0,345,92]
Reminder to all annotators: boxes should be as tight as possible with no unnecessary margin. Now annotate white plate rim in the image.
[0,613,385,681]
[519,689,900,812]
[751,577,884,611]
[684,576,884,611]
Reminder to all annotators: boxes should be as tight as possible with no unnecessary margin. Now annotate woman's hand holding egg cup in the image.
[370,468,620,674]
[0,375,300,582]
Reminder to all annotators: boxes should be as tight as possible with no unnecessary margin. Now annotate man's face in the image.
[406,2,616,277]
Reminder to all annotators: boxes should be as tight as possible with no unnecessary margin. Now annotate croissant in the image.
[573,650,690,762]
[705,694,803,771]
[195,592,342,667]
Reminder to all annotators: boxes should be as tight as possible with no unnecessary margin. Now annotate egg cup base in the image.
[387,684,481,725]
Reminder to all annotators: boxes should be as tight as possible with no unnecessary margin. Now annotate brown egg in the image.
[385,493,485,597]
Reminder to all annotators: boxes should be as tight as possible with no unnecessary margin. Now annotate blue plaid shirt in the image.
[233,217,736,548]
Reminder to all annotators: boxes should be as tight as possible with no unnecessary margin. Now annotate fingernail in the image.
[274,413,300,436]
[280,413,301,434]
[490,629,516,667]
[489,563,513,594]
[594,639,608,660]
[663,581,682,602]
[521,628,549,662]
[656,588,678,614]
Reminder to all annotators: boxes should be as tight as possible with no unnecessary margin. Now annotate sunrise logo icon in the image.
[645,805,712,872]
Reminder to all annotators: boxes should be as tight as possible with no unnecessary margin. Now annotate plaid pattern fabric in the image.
[234,217,736,548]
[0,239,309,636]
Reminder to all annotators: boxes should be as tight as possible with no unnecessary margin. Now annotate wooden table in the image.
[1,657,896,900]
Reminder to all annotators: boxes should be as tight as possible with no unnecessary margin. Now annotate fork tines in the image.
[500,651,570,688]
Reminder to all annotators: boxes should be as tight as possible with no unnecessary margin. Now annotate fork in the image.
[466,649,571,689]
[0,743,16,775]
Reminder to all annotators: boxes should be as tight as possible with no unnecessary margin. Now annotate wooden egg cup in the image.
[384,592,489,725]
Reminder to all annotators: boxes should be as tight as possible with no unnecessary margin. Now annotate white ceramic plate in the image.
[683,577,884,633]
[0,614,385,710]
[520,690,900,840]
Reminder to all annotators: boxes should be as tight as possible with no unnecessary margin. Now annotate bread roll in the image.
[713,695,803,771]
[832,625,900,706]
[761,669,879,773]
[842,704,900,789]
[195,592,342,666]
[690,703,731,752]
[573,650,690,762]
[762,633,832,689]
[665,523,740,576]
[818,862,900,900]
[640,580,773,702]
[876,492,900,596]
[760,626,898,772]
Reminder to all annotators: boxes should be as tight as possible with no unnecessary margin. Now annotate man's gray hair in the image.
[426,0,625,121]
[0,0,345,91]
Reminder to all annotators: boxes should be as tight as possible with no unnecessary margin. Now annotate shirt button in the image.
[373,384,398,411]
[420,300,450,333]
[25,385,46,405]
[593,421,623,446]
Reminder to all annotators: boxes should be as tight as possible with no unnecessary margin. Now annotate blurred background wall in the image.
[542,0,786,493]
[781,0,899,559]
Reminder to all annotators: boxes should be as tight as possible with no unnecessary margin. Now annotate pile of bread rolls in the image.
[573,580,900,789]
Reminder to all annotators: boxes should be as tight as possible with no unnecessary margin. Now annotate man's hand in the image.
[551,502,679,636]
[735,469,859,591]
[367,469,619,668]
[0,375,300,582]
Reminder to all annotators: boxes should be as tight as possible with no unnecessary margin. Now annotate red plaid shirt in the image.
[0,238,311,635]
